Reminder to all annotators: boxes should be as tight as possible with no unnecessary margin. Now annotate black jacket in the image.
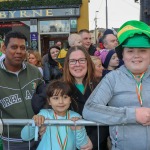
[70,84,109,150]
[88,45,97,56]
[43,62,62,83]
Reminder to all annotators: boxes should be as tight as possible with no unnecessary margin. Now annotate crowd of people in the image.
[0,19,150,150]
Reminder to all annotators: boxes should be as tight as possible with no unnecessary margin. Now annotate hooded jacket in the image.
[0,60,44,141]
[83,65,150,150]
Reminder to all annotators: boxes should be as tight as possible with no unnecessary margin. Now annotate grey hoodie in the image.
[83,65,150,150]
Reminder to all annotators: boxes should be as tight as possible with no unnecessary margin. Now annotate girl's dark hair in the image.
[46,80,78,111]
[46,79,71,98]
[48,45,60,66]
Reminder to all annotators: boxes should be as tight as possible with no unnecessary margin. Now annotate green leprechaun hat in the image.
[115,20,150,59]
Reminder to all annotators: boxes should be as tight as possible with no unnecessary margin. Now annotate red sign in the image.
[0,23,24,28]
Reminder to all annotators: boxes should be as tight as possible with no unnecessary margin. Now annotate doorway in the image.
[40,34,69,56]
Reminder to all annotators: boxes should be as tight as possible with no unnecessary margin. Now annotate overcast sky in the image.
[89,0,140,30]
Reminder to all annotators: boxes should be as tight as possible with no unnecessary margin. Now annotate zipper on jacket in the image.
[17,75,29,119]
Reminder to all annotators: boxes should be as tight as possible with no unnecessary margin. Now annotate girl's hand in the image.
[39,126,47,139]
[38,118,49,139]
[33,115,45,127]
[70,117,82,130]
[80,136,93,150]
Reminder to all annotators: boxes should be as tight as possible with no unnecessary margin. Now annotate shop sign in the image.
[70,19,77,32]
[70,19,77,28]
[0,8,80,19]
[30,32,38,50]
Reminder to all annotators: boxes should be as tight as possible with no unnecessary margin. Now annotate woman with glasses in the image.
[63,46,109,150]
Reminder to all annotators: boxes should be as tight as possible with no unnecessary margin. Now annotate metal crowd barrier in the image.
[2,119,101,126]
[0,119,106,150]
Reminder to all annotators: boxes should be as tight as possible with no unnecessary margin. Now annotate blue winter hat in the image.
[103,29,114,35]
[103,49,116,68]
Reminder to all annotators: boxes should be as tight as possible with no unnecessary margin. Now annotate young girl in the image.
[21,80,92,150]
[68,33,82,47]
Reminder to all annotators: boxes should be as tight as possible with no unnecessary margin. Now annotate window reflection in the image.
[40,20,70,33]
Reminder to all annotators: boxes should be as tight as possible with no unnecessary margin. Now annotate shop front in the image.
[0,8,79,55]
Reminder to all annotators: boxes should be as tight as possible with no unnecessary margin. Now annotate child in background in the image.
[21,80,92,150]
[95,49,119,77]
[68,33,82,47]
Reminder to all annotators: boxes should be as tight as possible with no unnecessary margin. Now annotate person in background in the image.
[90,56,104,81]
[21,80,93,150]
[102,33,118,50]
[0,31,44,150]
[55,40,68,67]
[95,31,124,67]
[94,29,118,54]
[41,50,49,66]
[28,51,43,76]
[79,29,96,55]
[68,33,82,47]
[98,29,117,50]
[55,40,62,49]
[55,40,68,59]
[0,39,5,61]
[43,45,62,83]
[97,32,103,45]
[103,29,114,36]
[63,46,109,150]
[95,49,119,77]
[83,20,150,150]
[42,40,66,66]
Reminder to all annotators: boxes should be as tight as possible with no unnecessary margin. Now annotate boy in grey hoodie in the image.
[83,20,150,150]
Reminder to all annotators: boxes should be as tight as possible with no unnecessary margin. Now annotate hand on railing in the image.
[70,117,82,130]
[33,115,45,127]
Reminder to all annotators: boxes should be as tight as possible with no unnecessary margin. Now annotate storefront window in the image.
[40,20,70,33]
[0,21,30,46]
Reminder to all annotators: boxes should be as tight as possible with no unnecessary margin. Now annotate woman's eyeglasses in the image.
[69,58,87,65]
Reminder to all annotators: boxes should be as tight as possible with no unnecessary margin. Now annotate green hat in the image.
[115,20,150,59]
[122,34,150,48]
